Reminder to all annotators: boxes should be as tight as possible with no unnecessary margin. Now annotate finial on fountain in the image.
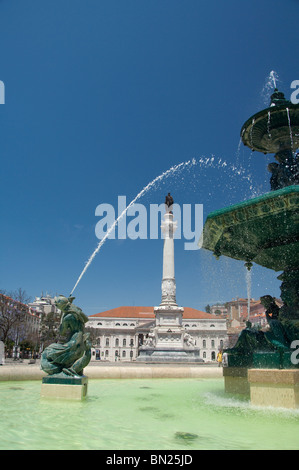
[270,88,290,107]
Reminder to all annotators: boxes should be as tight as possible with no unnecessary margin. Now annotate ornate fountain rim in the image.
[199,185,299,271]
[241,102,299,154]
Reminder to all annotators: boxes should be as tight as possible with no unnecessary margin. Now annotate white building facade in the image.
[88,306,227,363]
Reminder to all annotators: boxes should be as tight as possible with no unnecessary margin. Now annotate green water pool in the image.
[1,378,299,450]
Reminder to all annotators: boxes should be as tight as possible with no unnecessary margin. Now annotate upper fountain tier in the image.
[241,88,299,154]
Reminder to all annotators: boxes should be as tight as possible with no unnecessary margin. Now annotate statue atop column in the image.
[165,193,174,213]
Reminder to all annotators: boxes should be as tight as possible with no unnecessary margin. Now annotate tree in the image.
[205,304,211,313]
[39,310,61,349]
[0,289,33,353]
[0,292,28,347]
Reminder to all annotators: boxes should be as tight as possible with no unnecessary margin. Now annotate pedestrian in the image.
[217,350,223,367]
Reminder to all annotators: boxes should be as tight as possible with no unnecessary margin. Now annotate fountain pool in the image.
[1,378,299,450]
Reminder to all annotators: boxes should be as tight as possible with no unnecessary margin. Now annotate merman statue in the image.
[41,295,91,378]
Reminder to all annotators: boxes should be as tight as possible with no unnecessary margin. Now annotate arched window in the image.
[130,350,134,358]
[211,351,216,360]
[105,338,109,347]
[210,324,215,327]
[123,338,126,346]
[203,340,206,348]
[97,322,102,325]
[122,350,126,357]
[115,338,119,347]
[211,340,215,348]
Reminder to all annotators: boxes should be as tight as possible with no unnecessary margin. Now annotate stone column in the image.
[137,203,201,362]
[154,210,184,348]
[160,211,178,306]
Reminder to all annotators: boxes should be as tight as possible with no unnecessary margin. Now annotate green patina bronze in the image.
[201,185,299,273]
[201,87,299,369]
[41,295,91,379]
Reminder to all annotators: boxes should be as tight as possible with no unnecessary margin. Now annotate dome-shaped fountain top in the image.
[241,89,299,154]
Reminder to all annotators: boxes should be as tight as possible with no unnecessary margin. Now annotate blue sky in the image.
[0,0,298,314]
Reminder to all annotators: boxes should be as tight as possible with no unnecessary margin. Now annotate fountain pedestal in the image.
[248,369,299,409]
[223,367,250,395]
[41,376,88,400]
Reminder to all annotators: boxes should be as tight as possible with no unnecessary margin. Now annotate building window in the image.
[203,340,206,348]
[97,322,102,325]
[105,350,109,357]
[211,340,215,348]
[211,351,216,360]
[122,351,126,358]
[105,338,109,347]
[130,350,134,358]
[210,324,215,327]
[130,338,134,346]
[203,352,206,359]
[115,323,120,326]
[115,338,119,347]
[123,323,128,326]
[123,338,126,346]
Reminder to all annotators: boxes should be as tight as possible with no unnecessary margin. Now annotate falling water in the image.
[245,267,252,320]
[250,118,255,147]
[286,108,294,151]
[235,137,242,166]
[267,111,272,139]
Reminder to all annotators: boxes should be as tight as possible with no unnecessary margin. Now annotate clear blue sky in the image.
[0,0,298,314]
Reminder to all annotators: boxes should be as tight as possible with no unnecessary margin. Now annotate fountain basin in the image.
[200,185,299,272]
[2,377,299,450]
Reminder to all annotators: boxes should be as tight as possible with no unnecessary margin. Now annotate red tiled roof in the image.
[89,306,222,320]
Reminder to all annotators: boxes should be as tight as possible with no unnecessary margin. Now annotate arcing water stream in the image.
[70,156,253,295]
[70,159,194,295]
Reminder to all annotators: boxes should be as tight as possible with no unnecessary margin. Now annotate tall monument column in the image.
[160,210,177,306]
[154,206,184,346]
[137,194,201,362]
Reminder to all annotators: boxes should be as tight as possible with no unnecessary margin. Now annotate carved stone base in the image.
[137,347,203,363]
[223,367,250,395]
[41,375,88,400]
[248,369,299,409]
